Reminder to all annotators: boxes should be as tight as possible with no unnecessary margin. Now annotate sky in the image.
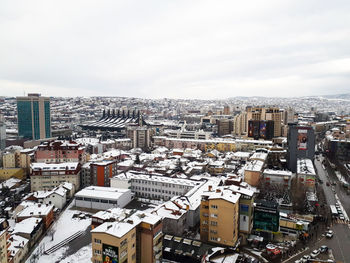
[0,0,350,99]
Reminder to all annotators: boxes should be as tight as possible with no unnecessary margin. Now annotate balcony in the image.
[153,241,162,253]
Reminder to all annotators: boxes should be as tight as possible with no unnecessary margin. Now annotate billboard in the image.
[259,122,267,139]
[103,244,119,263]
[297,129,308,150]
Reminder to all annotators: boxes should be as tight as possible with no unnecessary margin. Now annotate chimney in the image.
[208,185,212,192]
[186,205,189,211]
[216,189,221,193]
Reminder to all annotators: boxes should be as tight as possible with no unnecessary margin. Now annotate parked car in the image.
[326,230,334,238]
[320,245,328,253]
[301,255,311,263]
[311,249,320,258]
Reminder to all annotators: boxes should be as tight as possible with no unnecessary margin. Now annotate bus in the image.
[330,205,338,217]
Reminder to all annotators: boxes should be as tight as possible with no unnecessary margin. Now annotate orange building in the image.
[91,160,117,187]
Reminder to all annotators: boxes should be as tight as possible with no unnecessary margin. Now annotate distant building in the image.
[248,120,274,140]
[16,94,51,140]
[0,219,9,263]
[126,126,152,150]
[0,114,5,150]
[297,158,316,189]
[217,119,234,136]
[287,124,315,172]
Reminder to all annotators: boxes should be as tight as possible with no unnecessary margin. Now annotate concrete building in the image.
[91,209,163,263]
[243,160,264,187]
[90,160,118,187]
[111,172,199,201]
[30,162,81,191]
[200,188,240,247]
[35,140,87,164]
[0,168,25,180]
[75,186,133,210]
[287,124,315,172]
[253,200,279,236]
[0,219,9,263]
[26,186,67,209]
[262,169,293,189]
[8,234,29,263]
[17,93,51,140]
[0,114,5,151]
[127,126,152,150]
[297,158,316,189]
[217,119,234,136]
[165,129,212,140]
[11,217,44,249]
[16,202,54,230]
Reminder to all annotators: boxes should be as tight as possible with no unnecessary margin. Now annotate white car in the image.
[326,230,334,238]
[301,255,311,263]
[311,249,320,258]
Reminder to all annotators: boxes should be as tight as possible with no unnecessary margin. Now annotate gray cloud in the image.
[0,0,350,98]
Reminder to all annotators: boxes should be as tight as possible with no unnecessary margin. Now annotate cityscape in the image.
[1,1,350,263]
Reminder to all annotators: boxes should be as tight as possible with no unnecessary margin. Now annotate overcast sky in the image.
[1,0,350,99]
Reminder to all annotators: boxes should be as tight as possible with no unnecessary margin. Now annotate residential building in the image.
[17,93,51,140]
[126,126,152,150]
[91,210,163,263]
[11,217,44,249]
[262,169,293,189]
[0,219,9,263]
[16,202,54,229]
[35,140,87,164]
[200,188,240,247]
[0,168,25,180]
[217,119,234,136]
[30,162,81,191]
[91,160,118,187]
[25,186,67,209]
[8,234,29,263]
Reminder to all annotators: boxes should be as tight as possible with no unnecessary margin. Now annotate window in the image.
[211,205,218,209]
[94,249,102,255]
[94,238,101,244]
[210,221,217,226]
[210,213,218,218]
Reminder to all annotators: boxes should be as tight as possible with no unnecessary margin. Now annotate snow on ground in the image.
[26,202,91,263]
[60,244,92,263]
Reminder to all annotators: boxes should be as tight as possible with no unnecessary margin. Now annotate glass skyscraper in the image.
[17,94,51,140]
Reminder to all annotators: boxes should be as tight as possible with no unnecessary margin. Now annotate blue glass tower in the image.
[17,94,51,140]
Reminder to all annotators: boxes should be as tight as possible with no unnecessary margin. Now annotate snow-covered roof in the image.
[297,158,316,175]
[8,234,29,258]
[113,172,199,187]
[250,152,268,161]
[31,162,79,171]
[12,217,42,235]
[244,160,264,172]
[207,189,241,204]
[75,186,131,201]
[17,203,53,218]
[0,178,21,189]
[263,169,293,177]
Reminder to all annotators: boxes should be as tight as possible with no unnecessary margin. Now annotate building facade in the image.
[17,94,51,140]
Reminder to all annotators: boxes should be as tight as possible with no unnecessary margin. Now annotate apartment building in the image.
[0,219,9,263]
[91,209,162,263]
[35,140,87,164]
[200,188,240,247]
[90,160,118,187]
[30,162,81,191]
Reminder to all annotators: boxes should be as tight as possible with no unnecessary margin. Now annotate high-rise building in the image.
[287,124,315,172]
[16,94,51,140]
[223,105,230,115]
[217,119,234,136]
[0,114,5,150]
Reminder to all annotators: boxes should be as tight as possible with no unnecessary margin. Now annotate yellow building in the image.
[0,219,9,263]
[91,211,163,263]
[3,151,19,168]
[200,188,240,247]
[205,141,236,152]
[0,168,25,180]
[19,149,35,176]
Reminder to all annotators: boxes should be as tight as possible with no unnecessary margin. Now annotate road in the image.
[285,156,350,263]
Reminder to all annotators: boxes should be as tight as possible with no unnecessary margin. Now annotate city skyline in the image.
[1,0,350,99]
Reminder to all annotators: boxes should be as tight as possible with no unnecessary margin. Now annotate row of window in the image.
[76,197,118,204]
[131,186,183,195]
[132,179,191,189]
